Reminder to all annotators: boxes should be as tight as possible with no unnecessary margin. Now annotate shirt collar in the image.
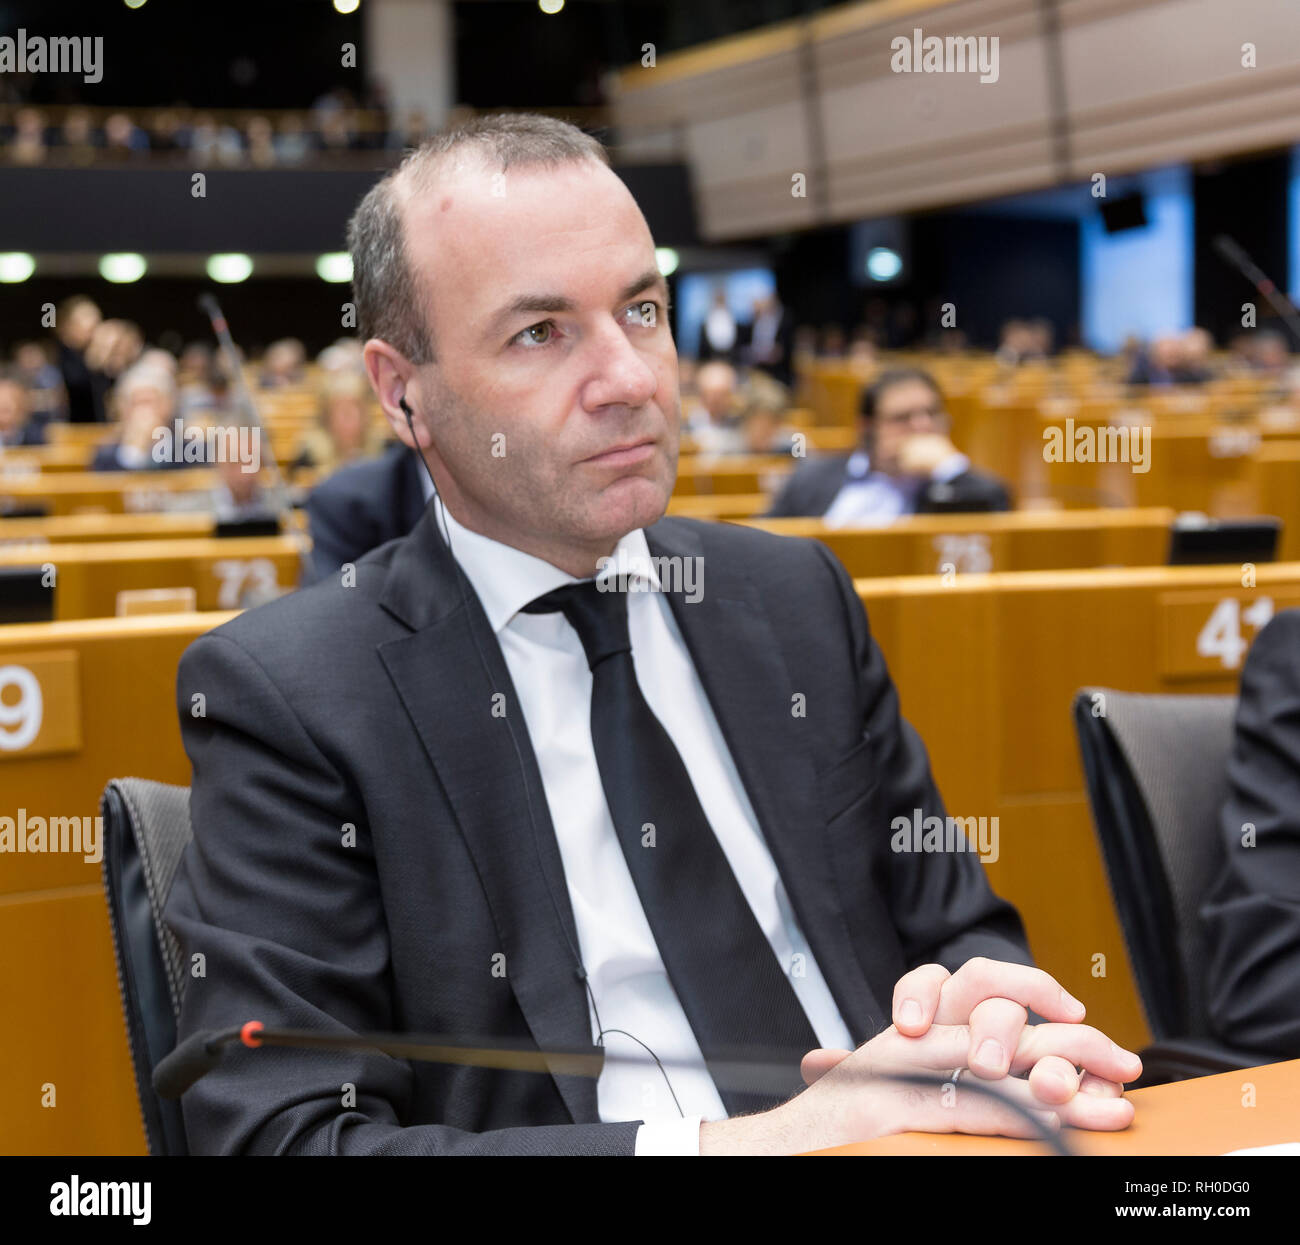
[846,450,871,479]
[434,501,661,635]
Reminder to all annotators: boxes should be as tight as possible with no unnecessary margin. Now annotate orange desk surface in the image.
[811,1059,1300,1156]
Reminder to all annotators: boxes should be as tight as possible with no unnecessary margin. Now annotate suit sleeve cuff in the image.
[634,1116,703,1156]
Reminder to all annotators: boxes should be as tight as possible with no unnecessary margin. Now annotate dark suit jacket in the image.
[304,443,427,583]
[164,505,1032,1155]
[1201,608,1300,1057]
[766,452,1012,519]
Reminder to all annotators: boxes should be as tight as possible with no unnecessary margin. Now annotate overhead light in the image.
[99,253,147,283]
[655,247,679,277]
[0,253,36,282]
[333,0,360,13]
[316,252,353,283]
[206,253,253,283]
[539,0,565,13]
[124,0,148,9]
[866,246,903,282]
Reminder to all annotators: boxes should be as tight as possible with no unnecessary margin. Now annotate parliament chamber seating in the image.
[6,352,1300,1154]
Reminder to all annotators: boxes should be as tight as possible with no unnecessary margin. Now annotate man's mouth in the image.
[581,438,656,466]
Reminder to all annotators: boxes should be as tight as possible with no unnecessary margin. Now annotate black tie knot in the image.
[522,579,631,671]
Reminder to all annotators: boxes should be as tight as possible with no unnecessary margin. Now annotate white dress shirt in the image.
[426,496,854,1156]
[823,449,971,527]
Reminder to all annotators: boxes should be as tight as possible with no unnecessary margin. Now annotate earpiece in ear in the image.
[398,395,413,418]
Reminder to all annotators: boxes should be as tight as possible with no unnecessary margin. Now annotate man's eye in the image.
[514,321,555,348]
[625,300,661,328]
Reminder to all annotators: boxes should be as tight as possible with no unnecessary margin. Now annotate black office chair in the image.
[100,778,193,1155]
[1072,688,1267,1085]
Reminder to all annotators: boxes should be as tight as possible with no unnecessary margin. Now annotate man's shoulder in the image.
[308,444,408,508]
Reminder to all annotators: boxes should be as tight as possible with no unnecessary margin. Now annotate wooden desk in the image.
[0,612,236,1155]
[745,508,1175,577]
[0,534,306,618]
[813,1059,1300,1155]
[0,469,220,515]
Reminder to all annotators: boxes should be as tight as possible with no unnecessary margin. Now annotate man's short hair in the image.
[347,112,611,367]
[859,367,944,419]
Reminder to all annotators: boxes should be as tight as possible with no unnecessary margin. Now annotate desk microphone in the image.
[153,1019,1074,1155]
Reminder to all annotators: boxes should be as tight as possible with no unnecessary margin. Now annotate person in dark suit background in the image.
[0,371,47,447]
[165,112,1140,1157]
[303,441,428,582]
[1201,608,1300,1057]
[766,367,1011,521]
[741,292,795,388]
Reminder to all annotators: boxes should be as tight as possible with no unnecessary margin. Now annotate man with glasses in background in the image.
[767,367,1010,522]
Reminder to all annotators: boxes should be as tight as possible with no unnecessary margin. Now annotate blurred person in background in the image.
[742,293,794,387]
[259,338,307,388]
[91,364,190,471]
[212,442,277,524]
[245,115,278,168]
[103,112,150,161]
[683,360,747,456]
[0,370,44,447]
[53,295,103,423]
[290,371,388,479]
[178,342,215,387]
[697,286,739,365]
[767,367,1010,521]
[55,108,98,164]
[12,341,66,427]
[9,107,47,164]
[275,113,316,165]
[190,112,244,165]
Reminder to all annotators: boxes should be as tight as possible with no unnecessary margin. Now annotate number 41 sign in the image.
[1160,592,1299,680]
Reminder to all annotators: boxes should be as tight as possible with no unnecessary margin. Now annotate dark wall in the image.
[766,213,1081,350]
[1194,152,1292,345]
[0,276,355,359]
[0,162,698,253]
[1,0,365,108]
[911,213,1081,350]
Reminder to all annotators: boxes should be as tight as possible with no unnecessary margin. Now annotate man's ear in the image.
[362,338,430,450]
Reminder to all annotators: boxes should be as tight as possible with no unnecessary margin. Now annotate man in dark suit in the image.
[303,441,428,582]
[1201,608,1300,1057]
[165,113,1140,1156]
[0,371,46,447]
[767,368,1011,521]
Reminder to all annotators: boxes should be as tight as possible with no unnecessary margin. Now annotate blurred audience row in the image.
[3,92,460,168]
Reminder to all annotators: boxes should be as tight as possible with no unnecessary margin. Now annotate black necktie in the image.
[522,578,819,1114]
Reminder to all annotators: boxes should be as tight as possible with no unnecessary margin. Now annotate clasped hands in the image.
[797,958,1141,1141]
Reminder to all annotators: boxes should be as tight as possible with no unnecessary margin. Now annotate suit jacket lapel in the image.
[375,508,599,1123]
[646,518,890,1041]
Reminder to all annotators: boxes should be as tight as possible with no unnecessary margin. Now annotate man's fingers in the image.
[1012,1023,1143,1083]
[892,963,951,1035]
[1026,1055,1079,1105]
[966,996,1027,1078]
[1078,1072,1124,1098]
[932,958,1087,1026]
[1056,1085,1136,1131]
[801,1048,853,1086]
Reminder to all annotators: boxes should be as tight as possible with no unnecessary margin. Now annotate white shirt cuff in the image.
[634,1116,703,1156]
[931,452,970,483]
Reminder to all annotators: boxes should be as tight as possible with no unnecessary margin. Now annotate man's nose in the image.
[582,321,659,409]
